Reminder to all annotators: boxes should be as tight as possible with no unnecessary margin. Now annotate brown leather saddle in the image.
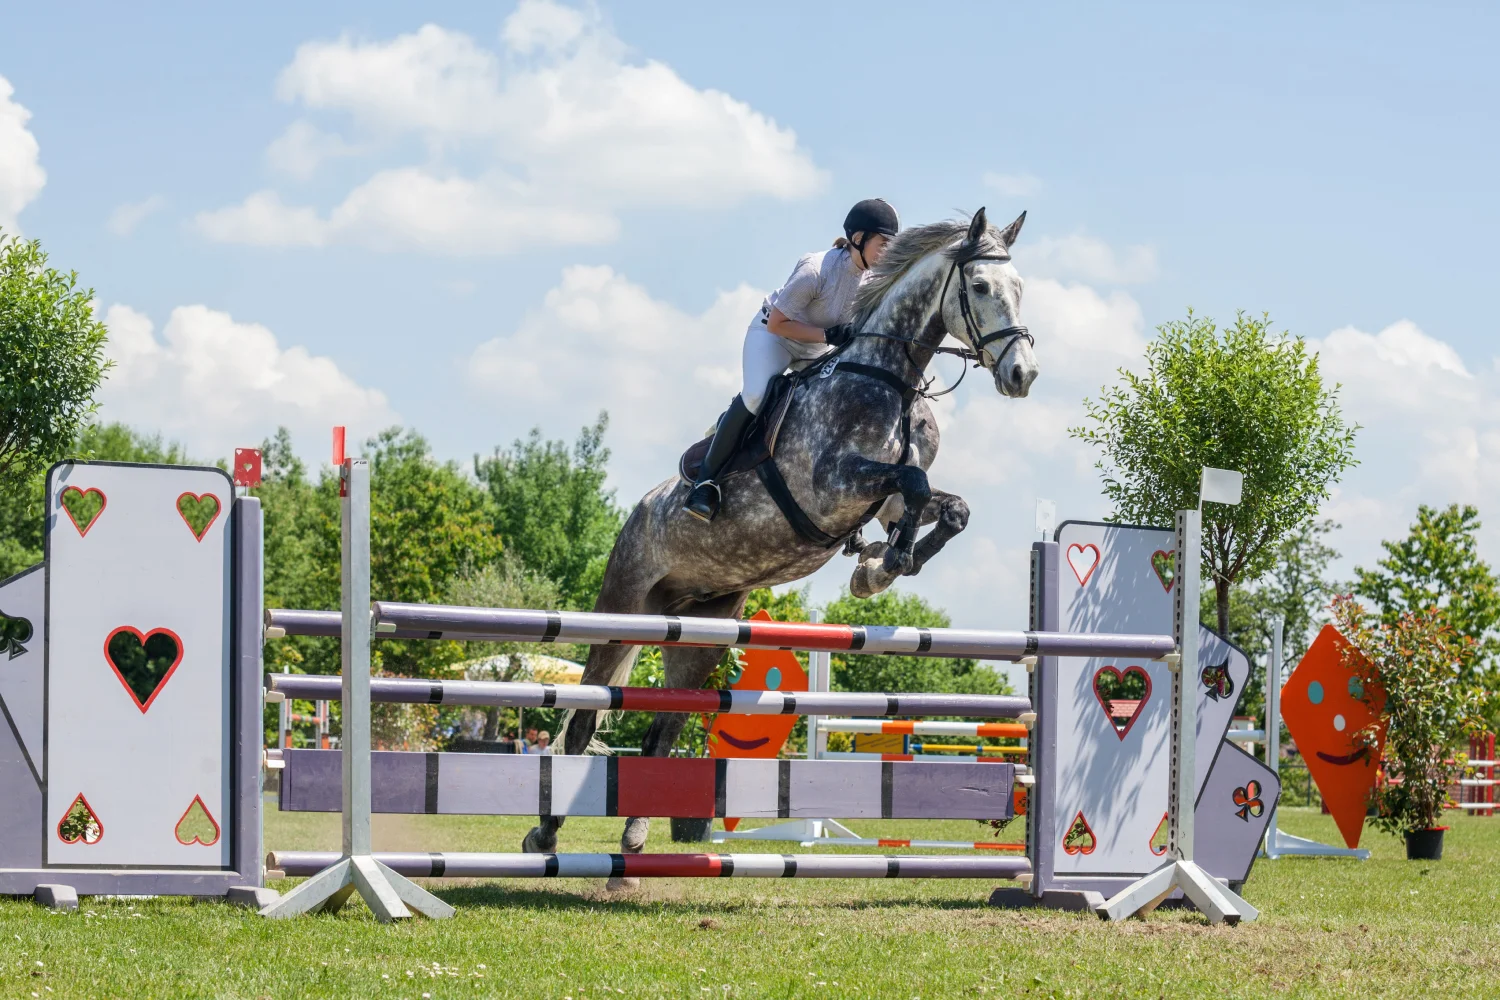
[678,373,798,484]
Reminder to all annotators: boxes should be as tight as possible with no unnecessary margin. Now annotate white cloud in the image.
[106,195,167,236]
[97,303,397,458]
[199,2,825,253]
[1305,319,1500,580]
[466,265,761,484]
[1026,234,1159,285]
[982,172,1042,198]
[0,75,45,235]
[265,120,362,179]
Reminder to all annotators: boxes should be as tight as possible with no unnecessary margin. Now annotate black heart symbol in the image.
[105,627,184,712]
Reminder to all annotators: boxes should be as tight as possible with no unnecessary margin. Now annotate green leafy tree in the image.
[259,428,504,681]
[1202,518,1343,723]
[0,233,110,502]
[0,422,196,578]
[475,414,625,610]
[1072,310,1358,635]
[824,589,1011,697]
[1352,504,1500,720]
[1331,595,1485,836]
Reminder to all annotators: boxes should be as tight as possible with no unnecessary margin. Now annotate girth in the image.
[756,359,916,549]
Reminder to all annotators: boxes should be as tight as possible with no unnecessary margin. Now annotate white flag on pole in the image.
[1200,467,1243,507]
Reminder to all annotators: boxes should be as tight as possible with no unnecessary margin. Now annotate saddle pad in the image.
[678,374,798,484]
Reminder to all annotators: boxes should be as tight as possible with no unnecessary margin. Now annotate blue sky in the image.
[3,1,1497,640]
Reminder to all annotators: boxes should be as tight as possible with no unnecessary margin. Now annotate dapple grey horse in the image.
[524,208,1038,876]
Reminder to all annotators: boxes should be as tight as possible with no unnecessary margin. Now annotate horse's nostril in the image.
[1011,364,1024,384]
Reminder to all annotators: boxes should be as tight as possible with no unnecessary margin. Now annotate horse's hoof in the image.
[882,547,914,575]
[605,876,641,892]
[521,827,555,854]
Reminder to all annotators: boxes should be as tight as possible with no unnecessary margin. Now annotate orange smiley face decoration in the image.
[1281,624,1386,849]
[706,610,809,761]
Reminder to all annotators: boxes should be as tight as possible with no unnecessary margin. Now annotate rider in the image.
[683,198,900,522]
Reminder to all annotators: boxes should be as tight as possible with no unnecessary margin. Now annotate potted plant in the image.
[1331,596,1485,859]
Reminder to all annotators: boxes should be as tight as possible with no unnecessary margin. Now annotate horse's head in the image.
[939,207,1038,398]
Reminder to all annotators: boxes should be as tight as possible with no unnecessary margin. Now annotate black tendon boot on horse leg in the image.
[684,395,754,522]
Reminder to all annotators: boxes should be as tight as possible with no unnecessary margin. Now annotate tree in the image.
[0,234,110,503]
[1352,504,1500,717]
[1200,518,1343,725]
[475,414,625,610]
[1072,311,1358,635]
[824,589,1011,697]
[0,422,196,578]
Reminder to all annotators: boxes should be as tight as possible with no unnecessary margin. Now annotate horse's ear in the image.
[967,207,988,242]
[998,210,1026,248]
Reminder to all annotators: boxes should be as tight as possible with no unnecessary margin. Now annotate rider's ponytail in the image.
[832,236,850,250]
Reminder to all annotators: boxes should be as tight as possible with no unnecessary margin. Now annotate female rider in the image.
[684,198,900,522]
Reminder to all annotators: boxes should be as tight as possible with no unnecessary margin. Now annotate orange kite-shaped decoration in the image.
[1281,624,1386,848]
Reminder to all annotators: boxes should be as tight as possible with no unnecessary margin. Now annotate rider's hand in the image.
[824,324,855,347]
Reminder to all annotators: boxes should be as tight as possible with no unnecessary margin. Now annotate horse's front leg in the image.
[835,455,931,575]
[907,489,970,576]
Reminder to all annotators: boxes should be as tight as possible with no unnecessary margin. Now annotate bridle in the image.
[851,249,1032,399]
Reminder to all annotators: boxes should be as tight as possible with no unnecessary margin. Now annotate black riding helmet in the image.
[843,198,900,244]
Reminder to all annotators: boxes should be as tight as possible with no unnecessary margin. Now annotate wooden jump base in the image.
[266,602,1177,663]
[268,851,1031,880]
[265,672,1033,720]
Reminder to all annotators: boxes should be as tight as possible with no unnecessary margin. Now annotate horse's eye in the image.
[971,280,991,295]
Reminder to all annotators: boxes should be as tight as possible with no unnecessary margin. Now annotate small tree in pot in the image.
[1330,595,1485,859]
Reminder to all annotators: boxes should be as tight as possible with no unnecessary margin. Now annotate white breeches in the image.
[740,320,830,414]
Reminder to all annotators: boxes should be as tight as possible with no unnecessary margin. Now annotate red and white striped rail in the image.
[267,850,1031,881]
[265,602,1177,663]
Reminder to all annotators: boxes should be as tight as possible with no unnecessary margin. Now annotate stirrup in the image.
[683,480,722,523]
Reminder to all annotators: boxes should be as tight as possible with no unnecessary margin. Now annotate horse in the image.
[523,207,1039,876]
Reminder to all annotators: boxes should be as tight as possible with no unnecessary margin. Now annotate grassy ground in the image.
[3,805,1497,999]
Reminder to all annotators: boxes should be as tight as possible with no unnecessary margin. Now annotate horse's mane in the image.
[851,214,1004,329]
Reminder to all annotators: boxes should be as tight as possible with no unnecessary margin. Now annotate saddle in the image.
[677,372,798,485]
[677,353,921,550]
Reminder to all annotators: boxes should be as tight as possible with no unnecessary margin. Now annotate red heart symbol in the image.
[104,626,184,713]
[174,794,221,846]
[57,793,103,845]
[1150,811,1169,856]
[1066,543,1101,587]
[1062,811,1096,855]
[1092,666,1152,740]
[59,486,107,537]
[176,492,222,541]
[1150,550,1175,592]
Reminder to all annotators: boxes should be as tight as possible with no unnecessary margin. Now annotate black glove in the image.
[824,324,855,347]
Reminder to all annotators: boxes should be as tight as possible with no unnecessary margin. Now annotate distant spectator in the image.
[525,727,539,748]
[528,731,553,755]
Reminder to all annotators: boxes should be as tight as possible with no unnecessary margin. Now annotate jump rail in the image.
[264,673,1033,719]
[817,719,1030,739]
[268,851,1031,881]
[265,603,1177,663]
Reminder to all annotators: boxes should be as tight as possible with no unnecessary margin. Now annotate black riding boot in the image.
[684,395,754,523]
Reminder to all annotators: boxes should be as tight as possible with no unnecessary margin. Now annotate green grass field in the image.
[3,806,1497,999]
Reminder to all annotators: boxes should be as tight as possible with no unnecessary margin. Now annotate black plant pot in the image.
[1404,827,1446,860]
[670,817,713,843]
